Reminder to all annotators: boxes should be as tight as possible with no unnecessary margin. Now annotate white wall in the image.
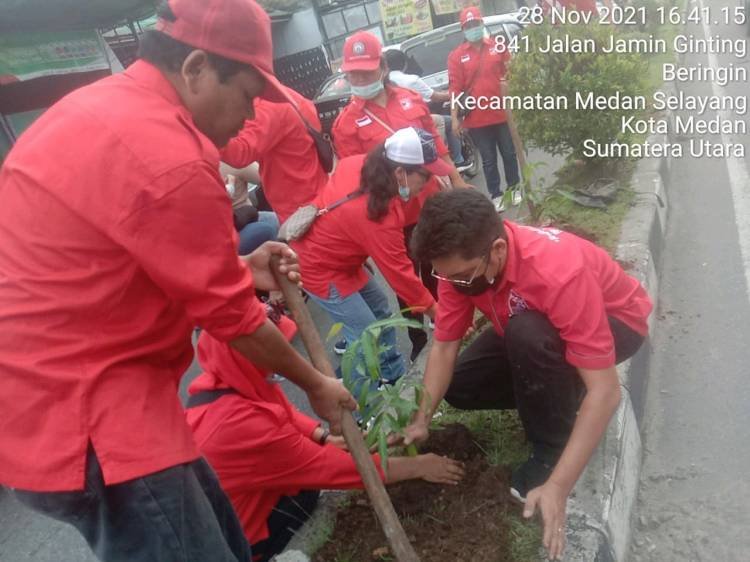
[272,8,325,59]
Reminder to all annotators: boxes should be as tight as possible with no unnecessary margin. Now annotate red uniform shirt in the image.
[221,89,328,223]
[435,222,652,370]
[332,85,448,159]
[290,155,435,310]
[448,38,510,129]
[186,324,385,545]
[0,60,267,492]
[332,85,447,225]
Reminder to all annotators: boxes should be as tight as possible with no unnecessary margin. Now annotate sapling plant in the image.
[328,315,430,473]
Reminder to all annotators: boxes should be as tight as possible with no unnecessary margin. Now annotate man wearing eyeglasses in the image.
[403,189,652,561]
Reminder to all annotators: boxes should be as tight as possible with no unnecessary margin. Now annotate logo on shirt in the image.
[520,225,562,243]
[399,97,413,110]
[355,116,373,127]
[460,54,471,63]
[508,290,528,317]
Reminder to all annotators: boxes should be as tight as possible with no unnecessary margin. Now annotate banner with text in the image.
[431,0,459,15]
[380,0,434,42]
[0,31,109,85]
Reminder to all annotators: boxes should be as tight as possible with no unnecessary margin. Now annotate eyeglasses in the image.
[431,245,492,287]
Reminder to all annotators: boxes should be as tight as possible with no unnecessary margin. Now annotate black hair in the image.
[384,49,407,72]
[360,142,422,222]
[411,189,506,262]
[137,2,249,83]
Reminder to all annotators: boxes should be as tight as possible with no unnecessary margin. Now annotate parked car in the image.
[313,13,525,135]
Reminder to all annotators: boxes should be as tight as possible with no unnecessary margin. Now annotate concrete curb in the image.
[563,107,674,561]
[276,119,673,561]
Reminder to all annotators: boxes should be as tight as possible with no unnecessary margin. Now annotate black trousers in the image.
[12,445,252,562]
[250,490,320,562]
[398,224,439,361]
[444,311,645,463]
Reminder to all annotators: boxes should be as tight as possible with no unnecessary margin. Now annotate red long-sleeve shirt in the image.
[220,88,328,223]
[185,322,385,544]
[290,154,435,310]
[0,61,266,491]
[447,38,510,129]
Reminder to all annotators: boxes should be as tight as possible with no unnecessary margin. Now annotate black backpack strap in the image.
[185,388,238,409]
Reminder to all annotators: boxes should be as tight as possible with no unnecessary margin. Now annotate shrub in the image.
[507,21,650,162]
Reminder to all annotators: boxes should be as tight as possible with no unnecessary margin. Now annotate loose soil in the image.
[313,424,520,562]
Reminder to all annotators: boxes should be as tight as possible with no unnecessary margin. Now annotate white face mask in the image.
[350,75,385,100]
[464,26,484,43]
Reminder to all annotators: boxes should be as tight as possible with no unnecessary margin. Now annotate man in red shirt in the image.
[404,190,652,560]
[448,6,520,211]
[185,313,463,562]
[0,0,354,560]
[221,85,329,224]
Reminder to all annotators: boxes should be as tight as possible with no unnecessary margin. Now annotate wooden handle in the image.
[270,255,420,562]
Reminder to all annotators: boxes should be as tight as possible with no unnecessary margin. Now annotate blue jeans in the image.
[469,122,520,198]
[307,275,406,393]
[12,445,251,562]
[237,211,279,255]
[443,115,464,165]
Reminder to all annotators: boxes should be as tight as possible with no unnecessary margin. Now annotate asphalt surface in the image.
[629,2,750,560]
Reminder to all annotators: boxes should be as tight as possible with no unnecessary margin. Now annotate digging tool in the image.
[271,256,420,562]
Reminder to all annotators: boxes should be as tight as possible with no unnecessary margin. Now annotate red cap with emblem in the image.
[155,0,289,102]
[341,31,383,72]
[460,6,483,28]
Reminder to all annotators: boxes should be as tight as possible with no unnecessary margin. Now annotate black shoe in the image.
[333,339,347,355]
[510,453,555,504]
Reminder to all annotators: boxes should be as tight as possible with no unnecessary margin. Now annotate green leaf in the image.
[325,322,343,342]
[360,332,381,382]
[378,432,389,474]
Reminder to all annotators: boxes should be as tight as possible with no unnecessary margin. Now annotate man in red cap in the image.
[0,0,355,560]
[331,30,472,360]
[448,6,520,212]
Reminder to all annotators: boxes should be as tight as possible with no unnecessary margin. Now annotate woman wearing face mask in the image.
[332,31,469,192]
[291,127,453,392]
[332,31,472,361]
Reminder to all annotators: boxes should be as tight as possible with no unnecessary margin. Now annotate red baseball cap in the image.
[341,31,383,73]
[155,0,289,103]
[460,6,483,28]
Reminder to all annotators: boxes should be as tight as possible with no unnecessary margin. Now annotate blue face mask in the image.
[351,78,385,100]
[398,184,411,201]
[464,26,484,43]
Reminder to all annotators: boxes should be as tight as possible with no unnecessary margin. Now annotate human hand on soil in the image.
[417,453,465,484]
[523,480,567,561]
[242,242,301,291]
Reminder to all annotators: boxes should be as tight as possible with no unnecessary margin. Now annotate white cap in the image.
[383,127,453,176]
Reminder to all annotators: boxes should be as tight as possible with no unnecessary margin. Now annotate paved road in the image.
[630,1,750,560]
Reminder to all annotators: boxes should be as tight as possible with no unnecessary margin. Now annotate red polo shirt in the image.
[221,88,328,223]
[290,155,435,310]
[448,38,510,129]
[0,60,267,492]
[332,85,448,159]
[434,222,652,370]
[332,85,447,225]
[186,323,385,545]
